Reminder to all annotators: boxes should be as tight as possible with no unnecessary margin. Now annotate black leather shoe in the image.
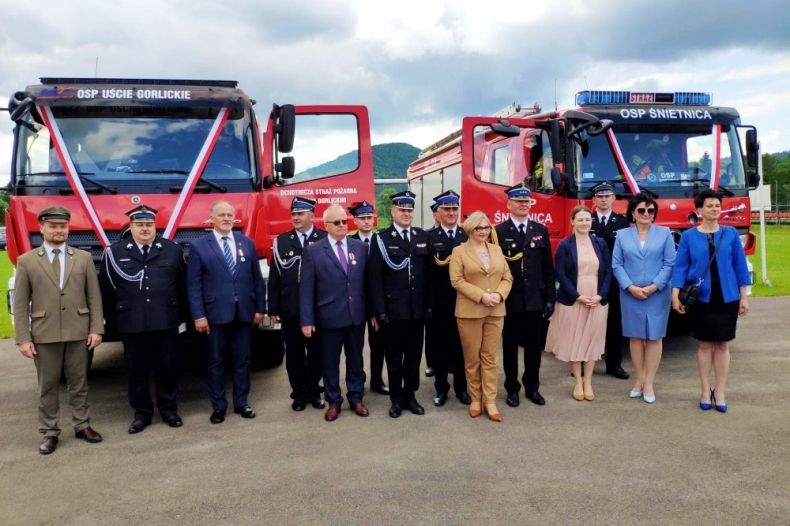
[407,398,425,415]
[456,391,472,405]
[210,410,226,424]
[291,399,306,412]
[388,403,402,418]
[433,392,448,407]
[370,383,390,395]
[234,406,256,419]
[506,392,520,407]
[39,436,58,455]
[75,427,103,443]
[606,366,630,380]
[162,415,183,428]
[425,367,435,378]
[525,390,546,406]
[128,418,152,434]
[310,398,326,409]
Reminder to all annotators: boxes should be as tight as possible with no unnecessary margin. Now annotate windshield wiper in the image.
[170,178,227,193]
[683,178,734,197]
[25,171,117,194]
[127,169,189,174]
[137,169,228,193]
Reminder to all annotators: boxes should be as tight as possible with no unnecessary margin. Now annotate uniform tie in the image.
[222,236,236,274]
[301,233,308,247]
[447,229,454,239]
[51,248,61,288]
[401,229,409,242]
[601,215,607,227]
[336,240,349,274]
[364,237,369,244]
[142,245,149,259]
[518,223,526,236]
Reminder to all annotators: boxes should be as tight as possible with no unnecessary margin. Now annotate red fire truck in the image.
[5,77,375,364]
[408,90,759,273]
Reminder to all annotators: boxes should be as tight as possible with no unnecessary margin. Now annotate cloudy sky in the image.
[1,0,788,183]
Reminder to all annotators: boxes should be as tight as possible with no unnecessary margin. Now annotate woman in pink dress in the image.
[546,205,612,401]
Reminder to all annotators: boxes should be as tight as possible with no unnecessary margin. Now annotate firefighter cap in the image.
[37,205,71,223]
[291,196,316,213]
[390,190,416,209]
[348,201,375,218]
[504,181,533,201]
[433,190,460,208]
[430,202,440,213]
[126,204,158,222]
[591,182,616,196]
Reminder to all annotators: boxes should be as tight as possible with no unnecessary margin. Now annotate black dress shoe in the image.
[425,367,435,378]
[606,366,630,380]
[128,418,152,434]
[506,392,520,407]
[370,383,390,395]
[310,398,326,409]
[525,390,546,406]
[39,436,58,455]
[210,410,226,424]
[407,398,425,415]
[388,403,402,418]
[234,406,256,419]
[162,414,183,428]
[456,392,472,405]
[291,399,306,412]
[75,427,103,443]
[433,392,448,407]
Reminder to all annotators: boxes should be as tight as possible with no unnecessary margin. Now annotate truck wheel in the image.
[251,329,285,369]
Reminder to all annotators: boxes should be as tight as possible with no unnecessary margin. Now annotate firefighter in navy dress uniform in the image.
[368,191,431,418]
[495,182,556,407]
[99,205,187,434]
[268,197,328,411]
[590,181,631,379]
[426,190,472,407]
[348,200,389,395]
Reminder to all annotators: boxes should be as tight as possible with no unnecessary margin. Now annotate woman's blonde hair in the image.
[461,210,491,237]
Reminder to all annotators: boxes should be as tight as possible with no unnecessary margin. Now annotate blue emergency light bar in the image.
[576,90,711,106]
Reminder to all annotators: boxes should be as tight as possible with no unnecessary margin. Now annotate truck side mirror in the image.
[745,128,758,169]
[276,156,295,179]
[273,104,295,154]
[490,120,522,137]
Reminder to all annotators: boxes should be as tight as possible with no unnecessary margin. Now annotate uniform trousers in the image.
[34,340,92,436]
[121,328,179,420]
[604,291,625,368]
[281,315,323,402]
[320,324,365,406]
[430,313,467,396]
[383,319,424,404]
[366,321,386,388]
[503,310,544,394]
[457,316,504,405]
[206,310,252,412]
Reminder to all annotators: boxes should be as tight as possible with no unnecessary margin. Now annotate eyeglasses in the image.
[474,225,492,232]
[636,207,656,216]
[327,219,348,226]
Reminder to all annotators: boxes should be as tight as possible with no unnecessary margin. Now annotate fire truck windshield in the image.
[14,106,255,193]
[576,125,747,196]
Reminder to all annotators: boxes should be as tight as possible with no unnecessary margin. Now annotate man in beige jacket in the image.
[14,206,104,454]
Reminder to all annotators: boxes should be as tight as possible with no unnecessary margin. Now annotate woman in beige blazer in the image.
[450,211,513,421]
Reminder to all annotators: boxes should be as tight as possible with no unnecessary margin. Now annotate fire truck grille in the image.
[29,228,241,270]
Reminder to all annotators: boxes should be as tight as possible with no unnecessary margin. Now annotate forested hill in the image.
[297,142,420,179]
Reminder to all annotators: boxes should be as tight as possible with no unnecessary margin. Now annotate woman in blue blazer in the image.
[546,205,611,401]
[612,194,676,404]
[671,189,750,413]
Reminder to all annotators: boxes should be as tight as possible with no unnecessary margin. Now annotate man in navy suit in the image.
[186,201,266,424]
[300,204,370,421]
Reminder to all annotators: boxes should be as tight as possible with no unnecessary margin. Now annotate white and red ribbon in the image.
[710,124,722,190]
[606,128,641,195]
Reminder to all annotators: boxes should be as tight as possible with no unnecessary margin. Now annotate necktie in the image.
[518,224,526,236]
[336,241,348,273]
[364,237,369,244]
[222,236,236,274]
[447,229,454,239]
[301,233,308,247]
[142,245,149,259]
[601,215,607,226]
[401,229,409,242]
[51,248,61,288]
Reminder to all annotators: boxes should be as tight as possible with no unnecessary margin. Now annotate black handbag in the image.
[679,232,723,307]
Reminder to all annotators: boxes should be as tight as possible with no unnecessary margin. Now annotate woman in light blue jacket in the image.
[612,194,675,404]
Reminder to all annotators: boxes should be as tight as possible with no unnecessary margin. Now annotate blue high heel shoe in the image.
[642,393,656,404]
[699,388,713,411]
[711,389,728,413]
[629,390,643,399]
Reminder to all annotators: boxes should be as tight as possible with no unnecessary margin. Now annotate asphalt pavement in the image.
[1,297,789,525]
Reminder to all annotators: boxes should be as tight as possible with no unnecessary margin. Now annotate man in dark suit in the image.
[100,205,187,434]
[348,200,388,395]
[426,190,471,407]
[268,197,327,411]
[590,182,630,380]
[496,182,556,407]
[186,201,266,424]
[368,190,431,418]
[300,204,370,421]
[14,206,104,454]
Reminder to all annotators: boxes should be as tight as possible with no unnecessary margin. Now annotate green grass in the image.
[751,224,790,297]
[0,225,785,338]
